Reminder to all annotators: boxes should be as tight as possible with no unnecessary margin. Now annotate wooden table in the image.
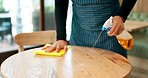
[1,46,131,78]
[124,20,148,32]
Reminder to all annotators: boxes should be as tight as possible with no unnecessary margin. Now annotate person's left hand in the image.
[108,16,125,36]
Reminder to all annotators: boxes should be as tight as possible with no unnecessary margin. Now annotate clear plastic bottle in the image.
[102,16,134,50]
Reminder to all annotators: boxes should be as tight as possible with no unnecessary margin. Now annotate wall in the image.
[132,0,148,12]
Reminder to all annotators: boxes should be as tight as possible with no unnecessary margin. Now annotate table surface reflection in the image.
[1,46,131,78]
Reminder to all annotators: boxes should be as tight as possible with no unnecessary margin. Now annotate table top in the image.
[1,46,131,78]
[124,20,148,32]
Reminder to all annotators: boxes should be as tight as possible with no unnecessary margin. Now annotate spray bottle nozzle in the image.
[102,16,113,32]
[102,26,112,32]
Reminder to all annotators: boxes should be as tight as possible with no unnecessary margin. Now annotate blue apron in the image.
[69,0,127,57]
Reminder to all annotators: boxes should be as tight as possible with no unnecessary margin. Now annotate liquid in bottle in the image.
[102,16,134,50]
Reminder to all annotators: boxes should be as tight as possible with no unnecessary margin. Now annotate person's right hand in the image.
[45,40,68,53]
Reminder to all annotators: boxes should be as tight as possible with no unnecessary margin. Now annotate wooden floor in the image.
[0,40,148,78]
[0,37,18,53]
[128,55,148,78]
[0,73,2,78]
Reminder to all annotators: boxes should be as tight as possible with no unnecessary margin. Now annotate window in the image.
[0,0,55,52]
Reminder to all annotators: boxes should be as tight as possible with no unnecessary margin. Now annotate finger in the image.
[41,46,47,50]
[115,24,124,35]
[111,24,121,36]
[46,46,56,52]
[55,45,62,53]
[41,46,49,50]
[111,20,123,36]
[108,23,117,36]
[46,42,57,52]
[117,25,124,35]
[64,45,68,52]
[108,18,118,36]
[108,23,116,36]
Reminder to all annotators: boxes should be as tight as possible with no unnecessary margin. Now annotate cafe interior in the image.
[0,0,148,78]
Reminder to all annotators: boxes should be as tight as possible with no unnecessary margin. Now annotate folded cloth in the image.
[34,44,71,57]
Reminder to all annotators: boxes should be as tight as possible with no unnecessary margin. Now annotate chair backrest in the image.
[0,17,12,39]
[14,30,56,52]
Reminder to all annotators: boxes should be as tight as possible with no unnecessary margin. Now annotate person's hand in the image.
[45,40,68,53]
[108,16,125,36]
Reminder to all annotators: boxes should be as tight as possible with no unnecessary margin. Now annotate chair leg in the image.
[10,33,13,45]
[1,36,4,40]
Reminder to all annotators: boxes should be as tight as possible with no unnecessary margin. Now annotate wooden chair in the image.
[14,30,56,52]
[0,17,13,44]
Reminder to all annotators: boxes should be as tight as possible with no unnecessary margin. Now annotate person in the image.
[46,0,137,58]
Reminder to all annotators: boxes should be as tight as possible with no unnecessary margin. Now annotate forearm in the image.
[55,0,69,40]
[116,0,137,22]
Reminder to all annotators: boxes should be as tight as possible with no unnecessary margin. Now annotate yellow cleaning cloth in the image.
[34,44,71,57]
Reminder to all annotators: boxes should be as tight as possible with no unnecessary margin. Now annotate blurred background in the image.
[0,0,148,78]
[0,0,55,51]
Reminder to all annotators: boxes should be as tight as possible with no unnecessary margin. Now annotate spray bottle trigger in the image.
[106,26,112,32]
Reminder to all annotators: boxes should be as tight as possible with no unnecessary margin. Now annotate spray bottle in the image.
[102,16,134,50]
